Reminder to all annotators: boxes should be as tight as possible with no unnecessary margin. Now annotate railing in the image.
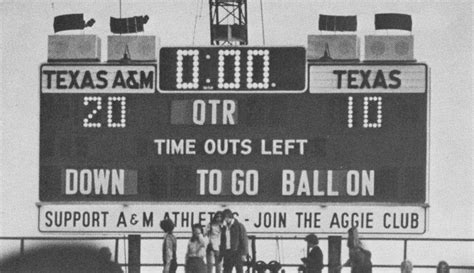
[1,236,473,272]
[247,236,474,272]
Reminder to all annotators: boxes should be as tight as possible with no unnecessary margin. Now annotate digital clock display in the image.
[158,47,307,92]
[39,62,428,204]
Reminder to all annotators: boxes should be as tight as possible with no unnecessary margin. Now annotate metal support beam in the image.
[209,0,248,45]
[251,235,257,273]
[128,235,141,273]
[328,236,342,273]
[114,238,119,263]
[20,239,25,256]
[403,239,408,261]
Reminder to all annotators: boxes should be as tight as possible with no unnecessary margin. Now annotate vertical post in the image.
[114,238,119,263]
[20,239,25,256]
[250,235,256,273]
[403,239,408,261]
[128,234,141,273]
[244,0,248,44]
[208,0,214,45]
[328,236,342,273]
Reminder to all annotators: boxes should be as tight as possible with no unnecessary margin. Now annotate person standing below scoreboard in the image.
[185,224,208,273]
[161,219,178,273]
[206,211,224,273]
[220,209,249,273]
[340,227,373,273]
[301,234,323,273]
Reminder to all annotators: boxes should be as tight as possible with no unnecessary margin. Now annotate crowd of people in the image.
[300,227,451,273]
[161,208,248,273]
[300,227,372,273]
[160,210,451,273]
[400,260,451,273]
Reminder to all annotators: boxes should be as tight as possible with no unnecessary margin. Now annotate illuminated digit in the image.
[347,96,354,128]
[176,49,199,89]
[83,96,102,128]
[217,49,241,89]
[363,96,382,128]
[246,49,270,89]
[107,96,126,128]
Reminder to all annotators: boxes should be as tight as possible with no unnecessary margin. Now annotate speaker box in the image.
[217,0,240,3]
[48,35,101,62]
[364,35,414,61]
[307,35,360,61]
[107,36,157,62]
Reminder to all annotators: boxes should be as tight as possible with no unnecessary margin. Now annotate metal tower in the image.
[209,0,248,45]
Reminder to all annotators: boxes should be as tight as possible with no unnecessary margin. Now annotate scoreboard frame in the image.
[38,59,430,234]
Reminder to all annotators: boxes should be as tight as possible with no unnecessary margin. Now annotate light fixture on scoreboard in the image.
[212,25,247,44]
[48,14,100,62]
[107,36,157,63]
[365,13,415,62]
[307,14,359,62]
[108,16,156,63]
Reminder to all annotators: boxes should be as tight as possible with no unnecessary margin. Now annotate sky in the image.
[0,0,473,269]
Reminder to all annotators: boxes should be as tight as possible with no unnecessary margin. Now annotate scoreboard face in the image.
[39,48,428,204]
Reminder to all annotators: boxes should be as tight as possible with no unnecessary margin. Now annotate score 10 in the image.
[197,169,259,196]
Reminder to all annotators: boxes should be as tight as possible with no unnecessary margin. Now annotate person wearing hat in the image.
[301,234,323,273]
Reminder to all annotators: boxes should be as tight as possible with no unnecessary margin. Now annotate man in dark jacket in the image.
[301,234,323,273]
[220,209,248,273]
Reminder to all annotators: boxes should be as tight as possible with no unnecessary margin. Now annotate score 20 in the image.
[197,169,258,196]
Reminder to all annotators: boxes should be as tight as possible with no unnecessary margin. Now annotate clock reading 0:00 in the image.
[176,49,270,90]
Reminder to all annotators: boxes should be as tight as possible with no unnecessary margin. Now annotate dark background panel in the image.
[40,92,427,202]
[159,47,306,91]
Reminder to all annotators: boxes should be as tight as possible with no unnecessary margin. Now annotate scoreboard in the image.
[39,47,428,205]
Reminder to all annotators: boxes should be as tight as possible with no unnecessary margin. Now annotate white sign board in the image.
[39,203,426,234]
[309,64,427,93]
[40,64,156,93]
